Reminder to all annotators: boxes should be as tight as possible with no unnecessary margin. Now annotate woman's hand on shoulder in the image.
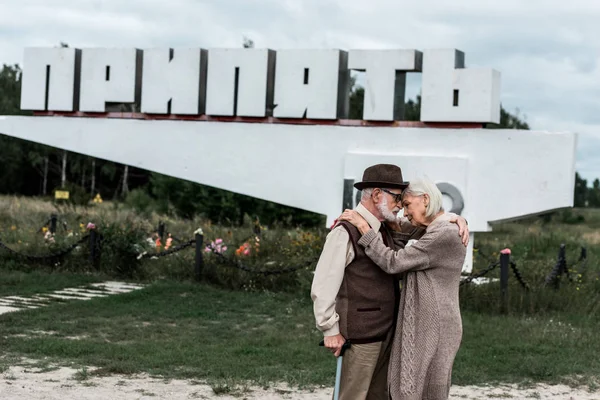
[338,209,370,234]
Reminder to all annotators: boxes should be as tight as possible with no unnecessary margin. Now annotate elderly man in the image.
[311,164,468,400]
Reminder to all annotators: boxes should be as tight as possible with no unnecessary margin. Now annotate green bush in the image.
[124,188,156,218]
[95,219,150,278]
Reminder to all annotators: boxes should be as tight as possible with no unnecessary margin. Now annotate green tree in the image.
[0,64,26,115]
[487,107,530,129]
[348,75,364,119]
[574,172,588,207]
[0,64,33,194]
[404,95,421,121]
[588,178,600,207]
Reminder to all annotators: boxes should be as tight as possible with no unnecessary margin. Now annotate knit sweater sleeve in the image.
[399,217,425,240]
[357,227,443,274]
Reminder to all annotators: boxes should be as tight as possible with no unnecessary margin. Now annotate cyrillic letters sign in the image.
[20,47,501,123]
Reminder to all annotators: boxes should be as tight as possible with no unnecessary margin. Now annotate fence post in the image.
[579,247,588,274]
[89,229,97,268]
[500,249,511,314]
[195,233,204,281]
[253,218,262,237]
[158,221,165,244]
[558,244,569,281]
[50,214,57,234]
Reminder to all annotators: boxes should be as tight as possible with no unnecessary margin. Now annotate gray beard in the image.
[377,197,398,223]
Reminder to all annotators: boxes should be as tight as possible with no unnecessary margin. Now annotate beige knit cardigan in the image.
[358,217,466,400]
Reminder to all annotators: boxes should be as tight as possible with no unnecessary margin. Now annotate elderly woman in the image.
[338,178,466,400]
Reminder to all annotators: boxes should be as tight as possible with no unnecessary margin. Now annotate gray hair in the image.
[360,188,373,202]
[402,177,444,218]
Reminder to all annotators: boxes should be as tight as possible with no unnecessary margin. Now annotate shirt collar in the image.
[356,203,382,232]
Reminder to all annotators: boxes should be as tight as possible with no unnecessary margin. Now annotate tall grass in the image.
[1,196,599,314]
[0,195,324,291]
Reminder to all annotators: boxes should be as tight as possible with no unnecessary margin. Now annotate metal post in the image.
[253,219,261,237]
[89,229,97,267]
[558,244,566,271]
[195,233,204,281]
[158,222,165,244]
[558,244,569,281]
[50,214,57,234]
[580,246,587,262]
[500,250,510,314]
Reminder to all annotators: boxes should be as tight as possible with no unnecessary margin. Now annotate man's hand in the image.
[324,333,346,357]
[449,215,469,246]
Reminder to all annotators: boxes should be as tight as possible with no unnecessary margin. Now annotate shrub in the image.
[95,219,150,278]
[124,188,156,218]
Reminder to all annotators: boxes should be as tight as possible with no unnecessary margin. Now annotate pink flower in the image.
[204,239,228,254]
[500,248,511,255]
[86,222,96,230]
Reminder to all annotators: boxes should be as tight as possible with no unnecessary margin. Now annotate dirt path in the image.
[0,365,597,399]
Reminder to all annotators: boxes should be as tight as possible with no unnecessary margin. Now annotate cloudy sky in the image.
[1,0,599,182]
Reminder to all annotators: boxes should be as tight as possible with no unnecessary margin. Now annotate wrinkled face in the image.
[402,193,429,227]
[375,188,403,222]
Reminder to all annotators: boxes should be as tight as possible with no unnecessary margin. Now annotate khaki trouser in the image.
[336,331,393,400]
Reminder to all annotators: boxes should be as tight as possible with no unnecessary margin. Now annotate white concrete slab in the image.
[0,282,147,315]
[43,294,93,301]
[53,289,108,298]
[0,306,22,315]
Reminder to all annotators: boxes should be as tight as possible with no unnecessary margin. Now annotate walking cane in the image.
[319,339,351,400]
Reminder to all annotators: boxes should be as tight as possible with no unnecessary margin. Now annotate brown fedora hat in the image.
[354,164,409,191]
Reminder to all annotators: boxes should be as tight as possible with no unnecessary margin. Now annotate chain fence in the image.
[0,215,590,292]
[460,261,500,286]
[0,234,89,264]
[544,244,588,289]
[509,260,530,291]
[465,247,531,290]
[137,238,196,260]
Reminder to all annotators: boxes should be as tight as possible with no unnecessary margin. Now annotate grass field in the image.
[0,196,600,391]
[0,280,599,391]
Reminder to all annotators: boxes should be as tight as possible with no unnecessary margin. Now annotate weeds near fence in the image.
[1,195,600,315]
[0,196,325,292]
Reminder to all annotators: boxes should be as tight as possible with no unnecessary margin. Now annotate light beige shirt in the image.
[310,205,457,337]
[310,204,380,336]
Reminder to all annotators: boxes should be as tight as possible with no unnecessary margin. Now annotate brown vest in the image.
[335,221,399,344]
